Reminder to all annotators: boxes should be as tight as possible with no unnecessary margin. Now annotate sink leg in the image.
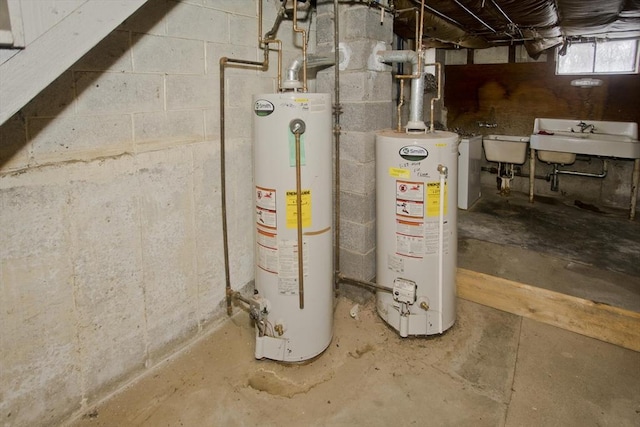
[529,148,536,203]
[631,159,639,220]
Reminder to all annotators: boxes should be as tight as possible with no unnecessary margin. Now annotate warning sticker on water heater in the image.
[286,190,312,229]
[426,182,448,217]
[396,180,424,219]
[256,186,277,229]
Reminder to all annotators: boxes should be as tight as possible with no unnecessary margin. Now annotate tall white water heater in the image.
[376,130,459,336]
[252,92,333,362]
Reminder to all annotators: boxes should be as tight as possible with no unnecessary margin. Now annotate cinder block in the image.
[203,0,256,16]
[119,0,173,35]
[230,15,258,47]
[73,30,132,72]
[340,158,376,195]
[0,114,29,172]
[340,190,376,223]
[208,106,253,140]
[206,42,260,76]
[338,39,391,72]
[166,75,218,110]
[167,2,228,43]
[341,101,393,132]
[339,131,375,163]
[136,148,199,359]
[316,12,335,45]
[343,5,393,43]
[67,158,147,398]
[340,218,375,253]
[30,114,133,164]
[226,75,273,108]
[134,110,205,150]
[339,247,376,282]
[315,68,335,95]
[132,34,204,74]
[22,71,75,118]
[75,72,164,115]
[339,70,392,102]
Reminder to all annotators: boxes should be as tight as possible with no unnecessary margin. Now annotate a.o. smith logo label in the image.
[254,99,275,117]
[399,145,428,161]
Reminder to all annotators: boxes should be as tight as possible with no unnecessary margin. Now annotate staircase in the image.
[0,0,148,125]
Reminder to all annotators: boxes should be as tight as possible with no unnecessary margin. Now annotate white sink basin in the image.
[483,135,530,164]
[531,118,640,159]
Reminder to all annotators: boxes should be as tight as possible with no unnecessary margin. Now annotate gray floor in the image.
[458,186,640,312]
[68,186,640,427]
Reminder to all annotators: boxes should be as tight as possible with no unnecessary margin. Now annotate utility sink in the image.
[482,135,530,164]
[531,118,640,160]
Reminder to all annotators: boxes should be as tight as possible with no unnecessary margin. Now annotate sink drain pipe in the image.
[550,159,608,191]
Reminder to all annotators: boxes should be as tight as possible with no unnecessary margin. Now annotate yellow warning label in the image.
[426,182,448,217]
[286,190,312,229]
[389,167,411,178]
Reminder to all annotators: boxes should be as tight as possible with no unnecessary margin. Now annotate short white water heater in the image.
[252,92,333,362]
[375,130,459,336]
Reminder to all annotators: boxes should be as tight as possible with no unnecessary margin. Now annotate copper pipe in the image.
[426,61,442,133]
[292,0,308,92]
[397,79,405,132]
[337,273,393,294]
[222,0,277,316]
[333,0,342,290]
[290,119,306,309]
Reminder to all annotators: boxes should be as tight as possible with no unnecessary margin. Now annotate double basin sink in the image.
[481,119,640,165]
[530,118,640,163]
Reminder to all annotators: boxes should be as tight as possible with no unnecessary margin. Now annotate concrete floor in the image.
[67,186,640,426]
[458,186,640,312]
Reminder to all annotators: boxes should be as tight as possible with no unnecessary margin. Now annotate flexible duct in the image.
[377,50,426,132]
[283,54,335,90]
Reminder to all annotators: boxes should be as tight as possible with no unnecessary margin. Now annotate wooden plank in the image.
[0,0,148,125]
[456,267,640,352]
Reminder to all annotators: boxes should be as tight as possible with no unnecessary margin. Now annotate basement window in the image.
[556,39,639,75]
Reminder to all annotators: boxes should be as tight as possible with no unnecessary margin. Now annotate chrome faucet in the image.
[575,121,596,133]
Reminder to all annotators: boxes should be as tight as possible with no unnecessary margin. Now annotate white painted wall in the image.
[0,1,313,425]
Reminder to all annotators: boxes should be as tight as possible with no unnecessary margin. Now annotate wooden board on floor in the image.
[456,268,640,352]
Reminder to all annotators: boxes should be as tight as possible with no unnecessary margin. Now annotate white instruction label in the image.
[277,239,308,295]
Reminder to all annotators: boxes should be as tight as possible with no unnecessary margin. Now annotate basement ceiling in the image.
[393,0,640,57]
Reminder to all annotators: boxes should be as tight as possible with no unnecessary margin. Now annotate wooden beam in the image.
[0,0,148,125]
[457,268,640,352]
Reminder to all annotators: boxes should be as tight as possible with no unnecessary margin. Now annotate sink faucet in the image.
[575,121,596,133]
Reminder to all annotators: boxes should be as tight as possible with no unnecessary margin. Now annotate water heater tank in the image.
[252,92,333,362]
[375,130,459,336]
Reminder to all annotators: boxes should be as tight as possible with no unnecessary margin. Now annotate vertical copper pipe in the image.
[292,0,308,91]
[397,79,405,132]
[427,62,442,133]
[295,131,305,309]
[222,0,276,315]
[333,0,341,290]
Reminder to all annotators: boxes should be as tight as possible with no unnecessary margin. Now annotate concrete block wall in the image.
[0,1,309,425]
[316,3,394,282]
